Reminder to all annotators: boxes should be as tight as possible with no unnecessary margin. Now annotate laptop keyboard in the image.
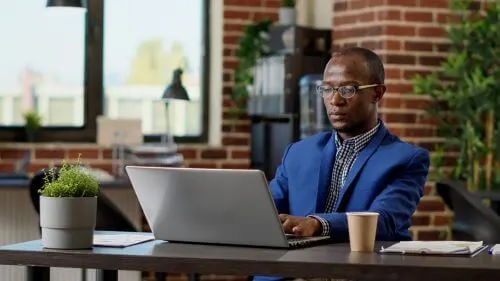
[287,235,330,248]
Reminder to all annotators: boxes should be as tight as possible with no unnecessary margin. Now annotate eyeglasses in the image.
[316,84,380,99]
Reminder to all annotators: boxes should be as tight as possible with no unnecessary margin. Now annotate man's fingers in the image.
[278,214,288,222]
[282,218,294,233]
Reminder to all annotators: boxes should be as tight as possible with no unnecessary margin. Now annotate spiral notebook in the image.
[379,241,487,256]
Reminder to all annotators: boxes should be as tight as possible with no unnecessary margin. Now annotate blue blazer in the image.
[270,122,430,242]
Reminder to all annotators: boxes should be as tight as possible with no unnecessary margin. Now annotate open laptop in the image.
[125,166,330,248]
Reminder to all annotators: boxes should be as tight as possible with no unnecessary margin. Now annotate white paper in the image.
[93,234,155,248]
[380,241,484,255]
[489,244,500,255]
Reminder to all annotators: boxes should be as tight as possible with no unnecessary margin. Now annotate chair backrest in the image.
[29,169,138,232]
[436,180,500,243]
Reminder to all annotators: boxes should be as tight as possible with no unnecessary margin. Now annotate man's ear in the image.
[372,85,386,103]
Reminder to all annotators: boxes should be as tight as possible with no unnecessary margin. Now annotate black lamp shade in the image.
[46,0,84,8]
[162,69,190,101]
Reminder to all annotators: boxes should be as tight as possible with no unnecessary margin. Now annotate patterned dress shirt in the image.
[312,122,380,236]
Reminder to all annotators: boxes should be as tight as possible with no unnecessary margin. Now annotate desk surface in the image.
[0,232,499,281]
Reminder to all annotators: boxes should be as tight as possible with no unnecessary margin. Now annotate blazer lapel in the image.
[333,124,388,211]
[316,133,336,213]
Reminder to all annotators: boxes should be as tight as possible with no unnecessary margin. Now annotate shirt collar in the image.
[334,121,381,153]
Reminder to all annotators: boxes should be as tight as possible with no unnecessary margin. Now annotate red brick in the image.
[223,10,251,19]
[222,136,250,146]
[403,69,432,80]
[223,34,241,45]
[385,40,401,51]
[424,184,433,195]
[405,11,433,22]
[201,149,228,159]
[385,68,401,79]
[377,10,401,21]
[0,162,14,172]
[333,14,357,26]
[385,83,414,94]
[186,162,217,169]
[0,149,27,159]
[412,214,431,226]
[333,1,348,11]
[178,148,198,160]
[417,229,443,241]
[223,60,239,70]
[35,149,66,159]
[221,163,250,169]
[405,41,434,52]
[381,112,417,123]
[420,56,445,66]
[405,127,435,137]
[101,149,112,159]
[360,40,383,50]
[417,199,446,212]
[382,97,402,108]
[224,23,246,32]
[253,11,278,21]
[224,0,262,6]
[418,27,446,37]
[67,149,99,159]
[420,0,448,8]
[264,0,280,8]
[385,54,416,65]
[385,25,416,36]
[223,47,234,57]
[434,214,452,226]
[231,149,250,159]
[386,0,418,6]
[436,13,462,24]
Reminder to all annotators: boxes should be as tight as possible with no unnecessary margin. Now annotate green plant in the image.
[40,156,99,197]
[282,0,295,7]
[232,19,273,111]
[413,0,500,191]
[23,111,42,131]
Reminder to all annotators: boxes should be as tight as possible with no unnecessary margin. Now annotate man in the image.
[273,46,430,241]
[253,46,429,281]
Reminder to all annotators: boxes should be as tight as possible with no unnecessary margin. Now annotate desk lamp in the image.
[161,68,190,150]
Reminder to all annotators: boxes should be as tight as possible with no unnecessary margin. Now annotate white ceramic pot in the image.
[40,196,97,249]
[279,7,296,25]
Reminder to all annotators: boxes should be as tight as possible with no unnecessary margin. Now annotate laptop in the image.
[125,166,330,248]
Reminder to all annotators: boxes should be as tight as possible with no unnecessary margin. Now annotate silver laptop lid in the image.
[125,166,289,248]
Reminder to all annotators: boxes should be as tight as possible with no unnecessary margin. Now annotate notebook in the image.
[379,241,486,256]
[93,234,155,248]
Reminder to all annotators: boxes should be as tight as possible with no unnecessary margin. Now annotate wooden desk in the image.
[0,231,499,281]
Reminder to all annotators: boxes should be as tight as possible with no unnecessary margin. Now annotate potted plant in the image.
[279,0,296,25]
[39,156,100,249]
[23,111,42,142]
[413,0,500,191]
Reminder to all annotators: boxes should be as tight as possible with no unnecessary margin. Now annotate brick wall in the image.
[332,0,456,240]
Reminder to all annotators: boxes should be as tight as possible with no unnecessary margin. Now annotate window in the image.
[0,0,209,143]
[0,1,85,127]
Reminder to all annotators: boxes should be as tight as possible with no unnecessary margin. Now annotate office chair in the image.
[436,180,500,243]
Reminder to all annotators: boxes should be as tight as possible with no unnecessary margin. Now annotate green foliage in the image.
[282,0,295,7]
[232,19,273,111]
[412,0,500,190]
[23,111,42,131]
[40,156,99,197]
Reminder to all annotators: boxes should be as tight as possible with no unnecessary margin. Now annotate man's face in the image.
[322,54,383,134]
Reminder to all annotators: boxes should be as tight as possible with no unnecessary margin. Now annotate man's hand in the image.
[278,214,321,237]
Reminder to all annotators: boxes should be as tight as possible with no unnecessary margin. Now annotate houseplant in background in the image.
[413,0,500,191]
[279,0,296,25]
[231,19,272,113]
[39,156,100,249]
[23,110,42,142]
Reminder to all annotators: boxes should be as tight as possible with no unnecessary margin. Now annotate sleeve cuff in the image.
[308,215,330,236]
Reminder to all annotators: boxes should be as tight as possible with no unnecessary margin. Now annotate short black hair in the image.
[332,47,385,84]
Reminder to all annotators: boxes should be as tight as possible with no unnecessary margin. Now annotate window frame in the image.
[0,0,210,144]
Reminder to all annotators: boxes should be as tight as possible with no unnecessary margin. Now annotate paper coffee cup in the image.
[346,212,379,252]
